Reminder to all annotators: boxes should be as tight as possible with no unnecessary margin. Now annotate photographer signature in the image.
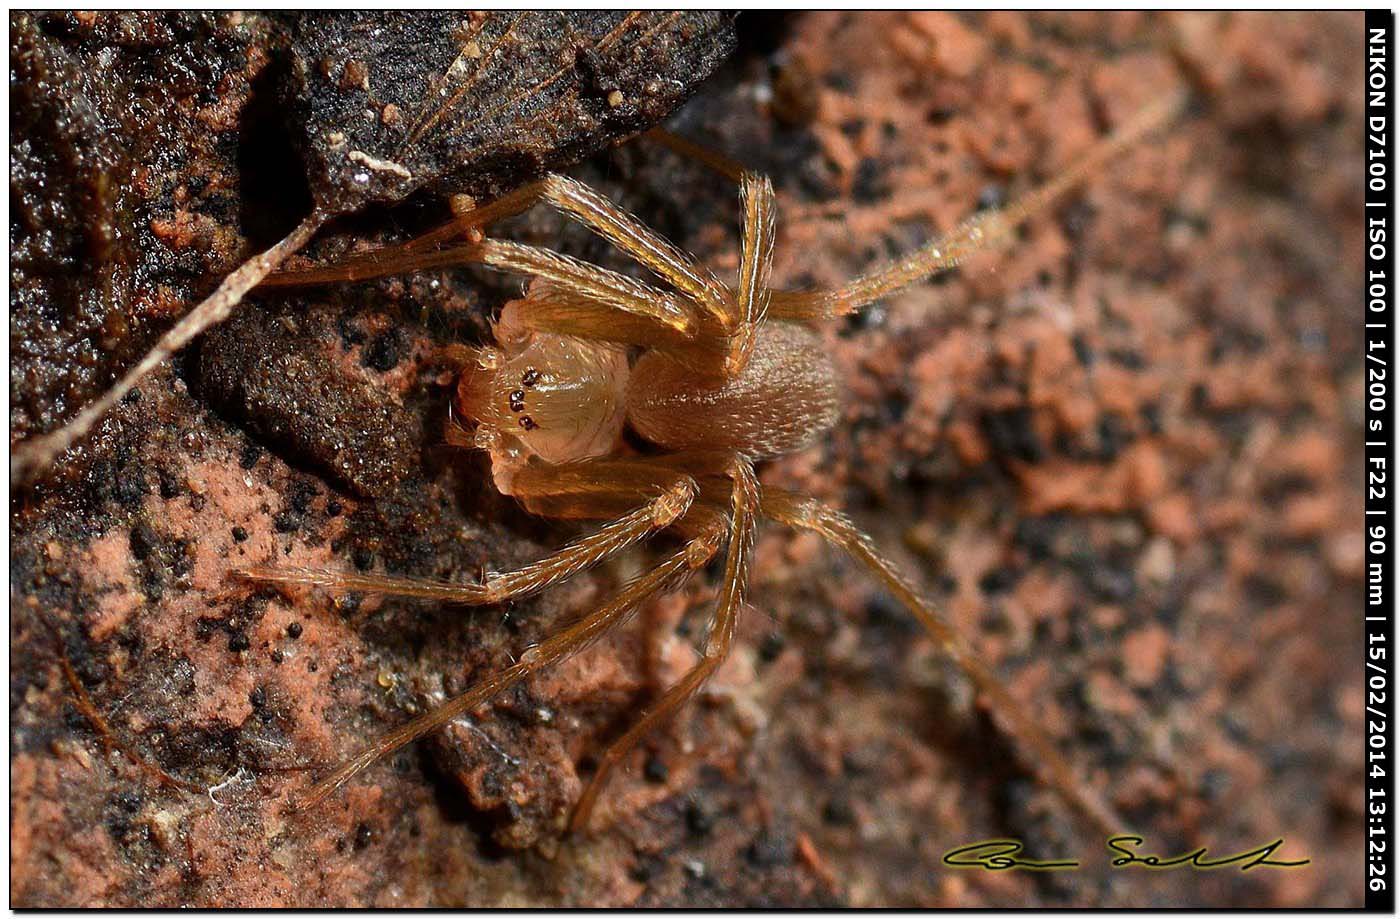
[942,837,1311,872]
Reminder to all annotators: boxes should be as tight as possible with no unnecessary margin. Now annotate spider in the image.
[242,89,1183,836]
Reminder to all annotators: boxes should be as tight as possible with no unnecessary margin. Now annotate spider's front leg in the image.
[256,168,721,304]
[496,170,778,379]
[258,180,549,288]
[768,89,1186,322]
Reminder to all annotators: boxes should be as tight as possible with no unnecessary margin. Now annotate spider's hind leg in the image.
[760,487,1123,838]
[569,458,760,833]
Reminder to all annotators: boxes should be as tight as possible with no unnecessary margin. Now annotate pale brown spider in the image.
[243,90,1183,835]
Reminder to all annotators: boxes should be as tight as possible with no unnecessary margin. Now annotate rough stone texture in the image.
[10,11,271,450]
[11,11,1363,907]
[196,302,423,499]
[283,11,738,210]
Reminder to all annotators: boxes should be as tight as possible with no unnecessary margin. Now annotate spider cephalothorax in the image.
[458,306,842,496]
[245,90,1184,835]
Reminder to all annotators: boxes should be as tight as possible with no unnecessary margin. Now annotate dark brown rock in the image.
[281,11,738,210]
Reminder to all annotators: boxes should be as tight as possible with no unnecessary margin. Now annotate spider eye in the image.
[456,332,628,464]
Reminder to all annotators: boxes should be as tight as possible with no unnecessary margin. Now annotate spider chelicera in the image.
[243,90,1183,835]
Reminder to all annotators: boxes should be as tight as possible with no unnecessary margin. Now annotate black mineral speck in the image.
[105,790,143,842]
[287,478,319,514]
[629,855,661,885]
[1097,413,1133,462]
[822,794,856,826]
[852,157,889,203]
[1140,402,1164,435]
[981,407,1046,463]
[1071,333,1096,367]
[108,467,149,509]
[273,510,302,533]
[1014,516,1060,561]
[1085,563,1136,603]
[643,755,669,784]
[352,545,374,571]
[76,655,110,688]
[976,183,1006,212]
[286,621,303,639]
[978,567,1021,595]
[1109,348,1145,370]
[337,313,366,349]
[744,828,795,868]
[361,328,405,373]
[129,521,160,561]
[865,590,916,637]
[685,799,715,837]
[231,526,248,542]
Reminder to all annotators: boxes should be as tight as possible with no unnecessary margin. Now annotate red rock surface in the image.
[12,11,1364,907]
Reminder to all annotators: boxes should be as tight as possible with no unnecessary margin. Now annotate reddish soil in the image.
[11,11,1364,907]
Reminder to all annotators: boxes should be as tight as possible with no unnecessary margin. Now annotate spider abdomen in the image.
[626,322,841,458]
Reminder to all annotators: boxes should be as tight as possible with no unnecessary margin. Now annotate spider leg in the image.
[402,180,548,252]
[511,284,697,348]
[480,239,696,332]
[239,471,698,605]
[261,173,739,354]
[644,127,748,184]
[259,242,491,288]
[260,181,546,288]
[495,286,731,377]
[768,89,1186,321]
[537,174,732,325]
[760,487,1123,838]
[500,173,776,377]
[639,130,778,371]
[570,458,759,833]
[295,525,724,812]
[725,172,777,375]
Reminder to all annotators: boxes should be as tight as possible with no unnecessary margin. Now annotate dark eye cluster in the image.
[513,368,540,429]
